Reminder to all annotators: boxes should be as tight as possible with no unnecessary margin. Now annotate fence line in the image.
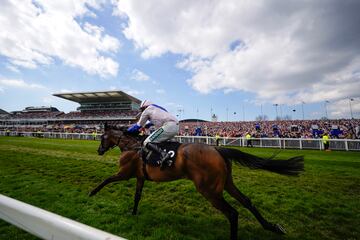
[0,194,126,240]
[175,136,360,151]
[1,131,359,151]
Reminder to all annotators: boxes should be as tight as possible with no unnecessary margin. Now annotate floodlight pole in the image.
[177,109,184,120]
[324,100,329,119]
[349,98,354,119]
[242,105,245,121]
[273,104,279,120]
[196,108,199,125]
[226,107,229,122]
[301,101,305,120]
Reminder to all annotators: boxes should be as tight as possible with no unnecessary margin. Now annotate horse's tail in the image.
[216,147,304,176]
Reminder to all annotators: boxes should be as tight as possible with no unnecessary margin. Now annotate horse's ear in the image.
[116,124,128,133]
[104,122,108,131]
[120,125,128,133]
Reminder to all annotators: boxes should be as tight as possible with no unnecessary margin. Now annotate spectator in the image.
[92,131,97,140]
[246,132,253,147]
[322,132,330,151]
[215,133,220,146]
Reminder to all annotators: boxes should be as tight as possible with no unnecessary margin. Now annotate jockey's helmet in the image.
[140,100,153,110]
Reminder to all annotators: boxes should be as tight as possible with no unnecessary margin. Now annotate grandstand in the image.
[53,90,140,121]
[0,109,8,116]
[0,109,9,115]
[0,90,141,133]
[53,90,140,112]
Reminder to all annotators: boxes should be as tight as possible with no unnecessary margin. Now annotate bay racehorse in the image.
[89,124,304,240]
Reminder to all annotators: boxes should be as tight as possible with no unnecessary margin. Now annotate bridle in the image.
[109,135,122,150]
[111,133,141,151]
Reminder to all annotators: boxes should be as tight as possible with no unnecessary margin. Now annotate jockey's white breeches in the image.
[143,121,179,146]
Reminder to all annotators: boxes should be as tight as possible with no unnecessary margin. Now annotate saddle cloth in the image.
[142,141,181,167]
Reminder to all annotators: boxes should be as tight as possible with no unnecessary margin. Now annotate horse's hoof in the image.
[88,191,96,197]
[273,224,286,234]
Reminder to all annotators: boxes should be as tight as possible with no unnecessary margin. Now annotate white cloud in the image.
[0,0,120,77]
[122,86,144,96]
[130,69,150,81]
[156,89,165,94]
[59,89,73,93]
[0,78,46,89]
[328,98,360,119]
[114,0,360,104]
[126,90,143,96]
[165,102,183,108]
[6,64,20,73]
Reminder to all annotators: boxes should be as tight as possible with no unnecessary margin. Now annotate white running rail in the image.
[1,131,360,151]
[0,194,126,240]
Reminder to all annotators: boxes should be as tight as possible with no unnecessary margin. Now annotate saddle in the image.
[141,141,181,167]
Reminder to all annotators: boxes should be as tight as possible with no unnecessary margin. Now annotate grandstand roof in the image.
[180,119,208,123]
[23,106,60,112]
[53,91,141,104]
[0,108,8,114]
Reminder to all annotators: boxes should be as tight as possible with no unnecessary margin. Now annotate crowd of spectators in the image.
[0,111,64,119]
[1,109,359,139]
[179,119,360,139]
[0,110,138,120]
[57,110,138,119]
[0,120,133,134]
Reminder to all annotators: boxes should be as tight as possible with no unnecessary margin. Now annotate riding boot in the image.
[145,143,171,169]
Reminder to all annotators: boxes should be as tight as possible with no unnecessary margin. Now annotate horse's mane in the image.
[105,123,128,132]
[104,123,146,142]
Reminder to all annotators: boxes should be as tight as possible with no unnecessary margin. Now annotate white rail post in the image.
[345,139,349,151]
[0,194,126,240]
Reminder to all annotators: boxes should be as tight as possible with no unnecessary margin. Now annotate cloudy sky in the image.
[0,0,359,121]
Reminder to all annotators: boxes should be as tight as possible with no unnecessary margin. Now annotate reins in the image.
[116,133,150,180]
[113,133,142,151]
[102,127,149,180]
[110,136,122,150]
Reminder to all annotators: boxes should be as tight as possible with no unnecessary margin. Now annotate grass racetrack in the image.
[0,136,359,240]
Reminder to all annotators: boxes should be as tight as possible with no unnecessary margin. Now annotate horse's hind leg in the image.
[132,177,144,215]
[225,179,286,234]
[89,172,130,197]
[201,193,238,240]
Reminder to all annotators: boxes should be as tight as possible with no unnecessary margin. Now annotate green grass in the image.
[0,136,359,240]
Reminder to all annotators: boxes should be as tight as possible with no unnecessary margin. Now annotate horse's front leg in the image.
[132,177,145,215]
[89,172,130,197]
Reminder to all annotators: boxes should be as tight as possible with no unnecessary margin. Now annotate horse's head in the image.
[97,123,141,155]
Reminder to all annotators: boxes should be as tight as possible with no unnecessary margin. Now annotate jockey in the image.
[127,100,179,167]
